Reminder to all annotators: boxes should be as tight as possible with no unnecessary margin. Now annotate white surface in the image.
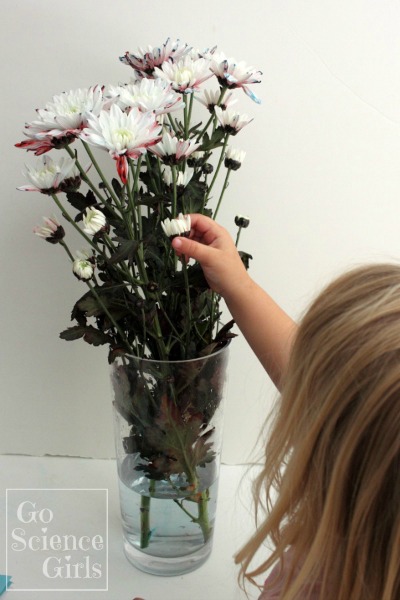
[2,0,400,462]
[0,455,262,600]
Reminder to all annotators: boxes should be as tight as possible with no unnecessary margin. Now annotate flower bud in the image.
[225,147,246,171]
[147,281,159,293]
[72,250,95,281]
[187,151,205,168]
[83,207,107,235]
[202,163,213,175]
[235,214,250,228]
[33,216,65,244]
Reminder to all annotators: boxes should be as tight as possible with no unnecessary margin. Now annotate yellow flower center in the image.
[113,128,135,149]
[175,68,193,86]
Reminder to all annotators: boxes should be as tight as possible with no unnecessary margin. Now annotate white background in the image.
[2,0,400,463]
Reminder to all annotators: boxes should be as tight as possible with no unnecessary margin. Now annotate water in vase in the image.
[118,454,219,561]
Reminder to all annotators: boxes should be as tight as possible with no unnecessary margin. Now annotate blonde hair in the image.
[236,263,400,600]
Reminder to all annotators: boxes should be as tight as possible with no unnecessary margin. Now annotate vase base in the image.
[122,535,212,576]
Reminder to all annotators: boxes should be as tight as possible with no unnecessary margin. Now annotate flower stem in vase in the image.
[197,488,212,543]
[139,495,151,548]
[140,478,155,548]
[172,486,212,544]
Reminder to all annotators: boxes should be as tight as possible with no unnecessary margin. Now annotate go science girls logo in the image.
[6,489,108,591]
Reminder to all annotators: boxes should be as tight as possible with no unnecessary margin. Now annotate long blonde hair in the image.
[236,263,400,600]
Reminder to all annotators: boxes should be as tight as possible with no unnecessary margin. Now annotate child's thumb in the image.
[172,236,211,265]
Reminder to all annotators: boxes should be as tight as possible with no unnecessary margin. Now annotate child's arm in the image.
[172,214,297,389]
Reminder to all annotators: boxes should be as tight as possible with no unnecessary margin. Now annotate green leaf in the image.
[59,325,87,341]
[66,189,96,212]
[75,295,106,318]
[107,239,139,265]
[59,325,113,346]
[238,250,253,270]
[111,178,124,200]
[199,128,226,152]
[138,193,169,208]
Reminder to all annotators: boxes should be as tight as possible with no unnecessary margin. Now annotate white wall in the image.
[2,0,400,463]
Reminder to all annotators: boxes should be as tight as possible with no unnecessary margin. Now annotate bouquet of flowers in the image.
[16,38,262,560]
[16,38,261,364]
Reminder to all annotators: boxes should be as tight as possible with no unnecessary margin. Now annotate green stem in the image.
[65,146,108,207]
[197,489,212,543]
[155,293,181,340]
[235,227,243,248]
[140,479,155,548]
[171,164,178,218]
[125,171,137,239]
[86,280,132,352]
[173,498,197,522]
[187,93,194,130]
[173,485,212,544]
[120,177,168,359]
[167,113,179,135]
[140,497,151,548]
[51,194,98,251]
[213,167,231,220]
[196,88,227,141]
[102,234,142,288]
[145,154,160,195]
[130,156,143,241]
[81,140,121,208]
[59,240,74,262]
[181,258,192,358]
[59,241,133,353]
[51,194,134,287]
[210,290,217,341]
[205,135,230,207]
[183,94,194,139]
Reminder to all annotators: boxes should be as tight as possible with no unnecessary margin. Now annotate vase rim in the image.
[115,340,231,366]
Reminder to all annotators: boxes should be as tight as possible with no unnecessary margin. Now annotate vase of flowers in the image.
[111,344,229,575]
[16,37,261,575]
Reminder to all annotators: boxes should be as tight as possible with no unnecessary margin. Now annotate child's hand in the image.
[171,213,249,299]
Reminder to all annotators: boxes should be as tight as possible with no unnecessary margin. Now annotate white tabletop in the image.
[0,455,262,600]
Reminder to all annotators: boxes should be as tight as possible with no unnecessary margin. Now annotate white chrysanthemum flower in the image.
[150,132,201,164]
[154,56,212,93]
[80,104,162,183]
[188,46,218,61]
[214,106,253,135]
[120,38,191,78]
[162,167,193,187]
[17,155,78,193]
[24,87,104,140]
[196,89,237,113]
[33,215,65,244]
[161,213,191,238]
[210,53,262,103]
[117,78,184,115]
[15,87,106,155]
[82,207,107,235]
[101,84,130,110]
[72,250,95,281]
[224,147,246,170]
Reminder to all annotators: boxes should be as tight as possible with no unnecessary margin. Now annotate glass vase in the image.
[109,343,229,576]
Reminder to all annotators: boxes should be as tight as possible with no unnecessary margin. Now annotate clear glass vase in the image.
[110,343,229,576]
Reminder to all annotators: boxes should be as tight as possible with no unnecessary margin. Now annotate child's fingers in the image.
[172,236,214,266]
